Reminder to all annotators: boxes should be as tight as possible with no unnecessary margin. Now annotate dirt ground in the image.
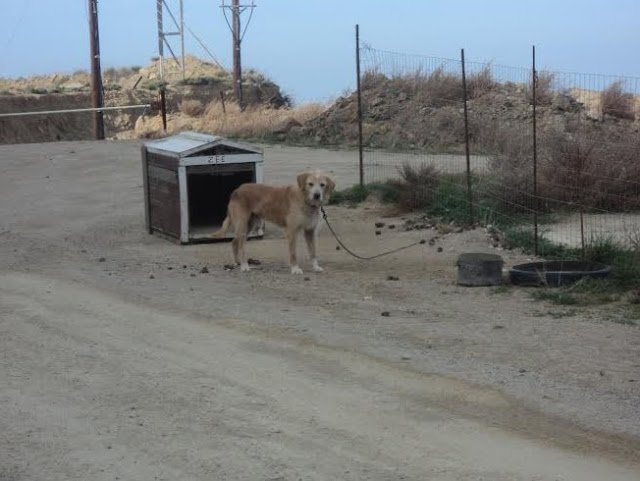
[1,140,639,480]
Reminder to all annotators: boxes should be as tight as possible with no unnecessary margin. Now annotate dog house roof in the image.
[144,131,263,158]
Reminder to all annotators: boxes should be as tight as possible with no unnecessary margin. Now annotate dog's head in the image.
[297,171,336,207]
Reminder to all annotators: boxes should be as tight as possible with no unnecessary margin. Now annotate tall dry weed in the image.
[488,124,640,211]
[601,81,636,120]
[197,101,326,139]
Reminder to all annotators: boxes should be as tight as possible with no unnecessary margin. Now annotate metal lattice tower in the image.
[156,0,186,82]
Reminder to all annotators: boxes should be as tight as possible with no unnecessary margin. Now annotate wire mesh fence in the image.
[358,43,640,260]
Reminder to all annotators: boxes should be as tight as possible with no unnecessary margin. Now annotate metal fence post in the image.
[460,49,474,225]
[532,45,539,256]
[356,24,364,187]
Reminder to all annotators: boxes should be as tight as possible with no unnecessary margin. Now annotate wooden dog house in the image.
[141,131,264,243]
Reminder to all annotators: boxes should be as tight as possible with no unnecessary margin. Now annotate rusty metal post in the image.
[88,0,105,140]
[532,45,539,256]
[220,91,227,114]
[356,24,364,186]
[461,49,474,226]
[160,89,167,131]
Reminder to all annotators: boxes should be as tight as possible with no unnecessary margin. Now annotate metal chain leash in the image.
[320,207,426,261]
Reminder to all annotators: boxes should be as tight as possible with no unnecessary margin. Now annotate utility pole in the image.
[88,0,105,140]
[232,0,242,105]
[221,1,256,108]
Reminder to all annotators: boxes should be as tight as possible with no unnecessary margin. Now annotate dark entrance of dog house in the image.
[141,131,264,243]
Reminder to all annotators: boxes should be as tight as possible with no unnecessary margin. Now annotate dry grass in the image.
[409,67,463,107]
[488,123,640,211]
[179,99,204,117]
[135,101,327,141]
[200,101,325,139]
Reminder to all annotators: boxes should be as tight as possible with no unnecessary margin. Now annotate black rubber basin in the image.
[509,260,611,286]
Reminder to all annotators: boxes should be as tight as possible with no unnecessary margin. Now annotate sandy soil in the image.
[1,140,639,480]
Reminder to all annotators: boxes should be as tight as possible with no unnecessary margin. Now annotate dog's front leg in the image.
[287,227,303,274]
[304,228,323,272]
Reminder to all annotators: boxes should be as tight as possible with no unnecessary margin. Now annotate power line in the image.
[183,22,224,70]
[0,0,32,62]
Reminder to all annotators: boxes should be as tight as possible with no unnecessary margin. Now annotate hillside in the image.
[0,55,289,144]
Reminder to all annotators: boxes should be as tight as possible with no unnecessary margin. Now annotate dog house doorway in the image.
[187,164,257,241]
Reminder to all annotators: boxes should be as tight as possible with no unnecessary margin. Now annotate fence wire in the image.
[358,44,640,259]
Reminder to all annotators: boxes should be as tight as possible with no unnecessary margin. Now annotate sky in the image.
[1,1,639,104]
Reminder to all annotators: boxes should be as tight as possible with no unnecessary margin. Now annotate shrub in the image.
[386,162,440,211]
[466,65,499,99]
[415,67,463,107]
[177,77,223,87]
[140,79,167,91]
[487,123,640,212]
[103,83,122,91]
[527,71,555,105]
[328,184,371,205]
[601,80,635,120]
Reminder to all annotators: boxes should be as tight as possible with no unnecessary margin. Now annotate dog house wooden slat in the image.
[141,131,264,244]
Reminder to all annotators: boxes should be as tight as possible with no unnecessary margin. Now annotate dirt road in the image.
[1,140,639,480]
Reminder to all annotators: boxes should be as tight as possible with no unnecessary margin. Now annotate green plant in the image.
[103,83,122,91]
[140,79,168,91]
[490,285,511,295]
[328,184,371,205]
[532,290,578,305]
[428,176,472,224]
[177,76,225,87]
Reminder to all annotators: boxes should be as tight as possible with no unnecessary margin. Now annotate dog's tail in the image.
[211,215,232,238]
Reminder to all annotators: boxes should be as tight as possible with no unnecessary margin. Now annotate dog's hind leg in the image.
[224,202,252,271]
[247,214,262,235]
[234,218,251,272]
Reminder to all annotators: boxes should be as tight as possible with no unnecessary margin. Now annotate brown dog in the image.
[213,172,336,274]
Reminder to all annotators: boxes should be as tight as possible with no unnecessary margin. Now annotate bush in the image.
[413,67,463,107]
[140,79,168,91]
[179,99,204,117]
[487,123,640,212]
[601,80,635,120]
[466,65,499,99]
[177,77,223,87]
[384,162,440,211]
[526,71,555,105]
[328,184,371,205]
[103,83,122,91]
